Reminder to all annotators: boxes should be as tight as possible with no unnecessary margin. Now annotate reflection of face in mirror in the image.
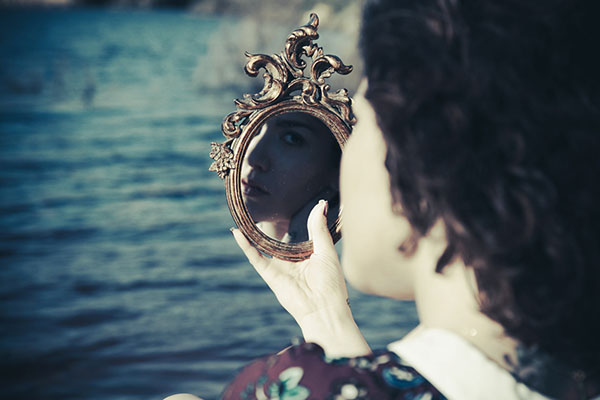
[241,112,341,243]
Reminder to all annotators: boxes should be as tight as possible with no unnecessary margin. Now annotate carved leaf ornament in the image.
[208,140,235,179]
[209,13,356,179]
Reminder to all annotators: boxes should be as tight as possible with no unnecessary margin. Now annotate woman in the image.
[170,0,599,398]
[240,112,341,243]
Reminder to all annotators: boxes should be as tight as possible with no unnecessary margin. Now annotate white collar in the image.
[387,328,552,400]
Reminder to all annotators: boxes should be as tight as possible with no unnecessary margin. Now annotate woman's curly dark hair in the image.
[361,0,600,374]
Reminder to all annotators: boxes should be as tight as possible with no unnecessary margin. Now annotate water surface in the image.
[0,9,418,399]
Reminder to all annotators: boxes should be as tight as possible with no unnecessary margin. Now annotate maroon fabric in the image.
[221,341,447,400]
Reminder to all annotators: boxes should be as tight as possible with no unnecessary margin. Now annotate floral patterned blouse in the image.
[221,340,447,400]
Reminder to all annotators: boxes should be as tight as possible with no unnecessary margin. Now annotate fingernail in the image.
[323,200,329,217]
[229,227,235,234]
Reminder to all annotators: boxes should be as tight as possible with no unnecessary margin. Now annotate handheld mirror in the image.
[209,14,355,261]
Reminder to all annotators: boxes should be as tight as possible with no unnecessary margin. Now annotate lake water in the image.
[0,8,418,400]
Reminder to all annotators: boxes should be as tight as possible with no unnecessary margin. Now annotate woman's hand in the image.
[232,200,371,358]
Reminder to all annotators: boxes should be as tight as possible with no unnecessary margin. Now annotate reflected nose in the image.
[246,129,271,172]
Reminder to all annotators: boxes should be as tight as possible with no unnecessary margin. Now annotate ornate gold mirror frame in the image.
[209,14,355,261]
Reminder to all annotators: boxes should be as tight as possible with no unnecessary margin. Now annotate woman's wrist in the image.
[299,301,371,358]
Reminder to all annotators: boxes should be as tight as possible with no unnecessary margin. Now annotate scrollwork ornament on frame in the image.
[209,13,356,180]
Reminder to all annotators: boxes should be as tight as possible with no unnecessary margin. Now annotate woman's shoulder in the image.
[221,341,447,400]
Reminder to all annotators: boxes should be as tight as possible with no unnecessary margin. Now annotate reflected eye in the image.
[281,131,306,146]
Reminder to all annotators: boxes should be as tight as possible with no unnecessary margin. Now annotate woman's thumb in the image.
[307,200,337,258]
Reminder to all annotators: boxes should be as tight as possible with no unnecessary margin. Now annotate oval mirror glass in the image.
[241,111,341,243]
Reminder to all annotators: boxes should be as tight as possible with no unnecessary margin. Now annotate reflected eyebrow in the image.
[274,118,321,135]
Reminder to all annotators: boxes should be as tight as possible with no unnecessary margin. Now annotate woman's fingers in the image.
[231,228,266,269]
[307,200,337,259]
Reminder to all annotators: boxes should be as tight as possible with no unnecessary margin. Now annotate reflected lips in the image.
[242,178,269,197]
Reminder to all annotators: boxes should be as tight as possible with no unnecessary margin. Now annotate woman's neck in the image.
[411,225,519,371]
[256,220,290,242]
[410,225,600,399]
